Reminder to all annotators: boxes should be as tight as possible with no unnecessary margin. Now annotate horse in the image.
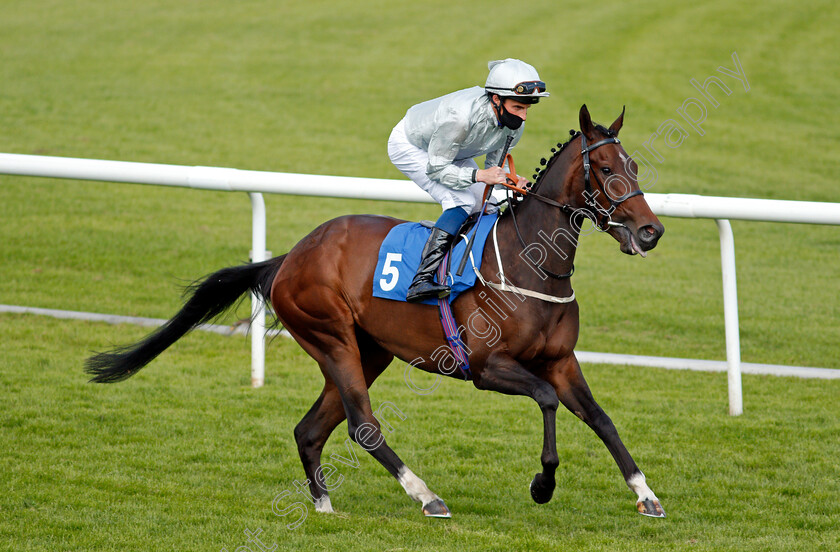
[86,105,666,519]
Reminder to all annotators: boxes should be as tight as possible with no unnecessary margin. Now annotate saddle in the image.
[372,213,498,306]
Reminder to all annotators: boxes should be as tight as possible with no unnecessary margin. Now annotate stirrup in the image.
[406,280,450,303]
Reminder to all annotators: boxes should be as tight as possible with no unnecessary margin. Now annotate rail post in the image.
[249,192,267,388]
[716,219,742,416]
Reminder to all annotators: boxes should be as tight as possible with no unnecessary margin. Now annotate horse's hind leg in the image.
[293,336,393,514]
[292,327,450,517]
[332,350,450,517]
[293,381,345,513]
[548,353,666,517]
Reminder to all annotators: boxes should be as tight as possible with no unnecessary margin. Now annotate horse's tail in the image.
[85,255,286,383]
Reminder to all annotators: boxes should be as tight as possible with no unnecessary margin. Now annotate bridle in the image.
[500,131,644,279]
[580,133,644,231]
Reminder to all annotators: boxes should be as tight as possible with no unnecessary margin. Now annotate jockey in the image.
[388,58,549,303]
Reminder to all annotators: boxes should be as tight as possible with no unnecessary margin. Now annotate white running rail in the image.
[2,153,839,414]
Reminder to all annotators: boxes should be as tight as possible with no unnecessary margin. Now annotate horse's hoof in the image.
[529,473,555,504]
[637,498,666,518]
[422,498,451,518]
[314,496,334,514]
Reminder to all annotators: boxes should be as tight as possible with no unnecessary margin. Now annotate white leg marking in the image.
[314,495,334,513]
[397,466,439,506]
[627,472,658,503]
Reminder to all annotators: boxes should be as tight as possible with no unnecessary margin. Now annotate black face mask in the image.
[496,101,524,130]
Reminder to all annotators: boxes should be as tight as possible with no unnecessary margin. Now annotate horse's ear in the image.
[609,106,625,135]
[579,104,594,136]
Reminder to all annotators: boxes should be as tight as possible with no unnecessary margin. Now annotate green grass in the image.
[2,315,838,551]
[1,0,839,550]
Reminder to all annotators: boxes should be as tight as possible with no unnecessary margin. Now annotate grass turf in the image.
[1,0,839,550]
[1,315,838,551]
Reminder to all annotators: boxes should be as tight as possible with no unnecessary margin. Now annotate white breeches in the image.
[387,119,485,214]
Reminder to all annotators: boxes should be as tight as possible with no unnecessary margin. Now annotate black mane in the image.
[497,123,612,218]
[497,130,580,219]
[531,123,614,186]
[530,129,581,186]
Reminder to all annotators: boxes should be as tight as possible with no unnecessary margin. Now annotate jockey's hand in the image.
[515,175,530,189]
[476,167,508,185]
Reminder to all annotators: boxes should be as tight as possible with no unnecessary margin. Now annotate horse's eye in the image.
[601,166,612,175]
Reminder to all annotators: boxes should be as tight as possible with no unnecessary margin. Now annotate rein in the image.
[498,153,575,280]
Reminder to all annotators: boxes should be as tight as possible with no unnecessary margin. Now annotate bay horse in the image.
[86,105,666,519]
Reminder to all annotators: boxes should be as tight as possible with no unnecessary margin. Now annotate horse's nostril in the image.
[638,224,662,244]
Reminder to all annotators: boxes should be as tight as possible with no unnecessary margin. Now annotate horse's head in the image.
[570,105,664,256]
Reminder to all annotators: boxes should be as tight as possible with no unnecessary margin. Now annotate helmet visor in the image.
[509,81,546,95]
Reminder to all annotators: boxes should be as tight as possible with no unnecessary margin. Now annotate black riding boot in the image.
[406,227,455,303]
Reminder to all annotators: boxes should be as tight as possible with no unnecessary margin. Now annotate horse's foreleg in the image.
[549,354,666,517]
[474,352,560,504]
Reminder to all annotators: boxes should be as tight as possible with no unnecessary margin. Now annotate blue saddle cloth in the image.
[373,213,499,305]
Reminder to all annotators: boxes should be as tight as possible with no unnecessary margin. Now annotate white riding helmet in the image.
[484,58,550,103]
